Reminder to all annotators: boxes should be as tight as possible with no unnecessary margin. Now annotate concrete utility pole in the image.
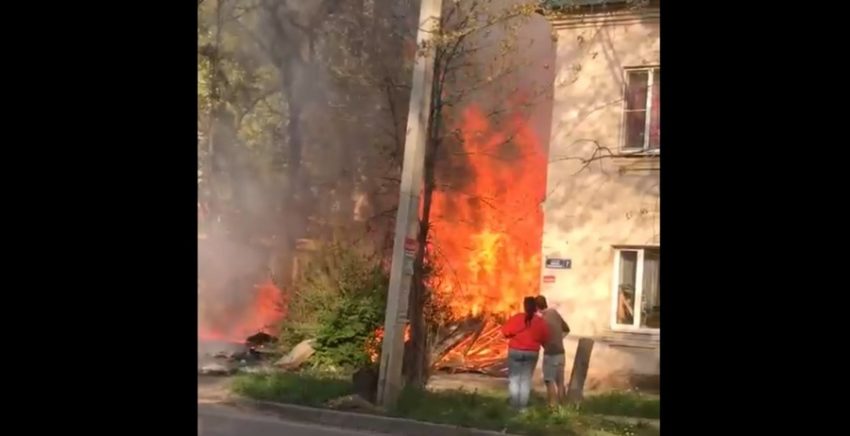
[376,0,443,408]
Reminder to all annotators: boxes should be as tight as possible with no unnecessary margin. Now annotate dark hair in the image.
[535,295,548,310]
[523,296,537,326]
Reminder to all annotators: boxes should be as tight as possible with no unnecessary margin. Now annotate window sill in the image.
[600,327,660,349]
[612,152,659,173]
[618,148,660,157]
[609,325,660,335]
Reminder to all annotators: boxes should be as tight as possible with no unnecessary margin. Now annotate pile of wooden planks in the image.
[431,317,508,376]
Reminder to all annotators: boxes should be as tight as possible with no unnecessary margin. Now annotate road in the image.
[198,404,384,436]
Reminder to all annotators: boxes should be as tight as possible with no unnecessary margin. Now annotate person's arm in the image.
[559,313,571,336]
[501,315,523,338]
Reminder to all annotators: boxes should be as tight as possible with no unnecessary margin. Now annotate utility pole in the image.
[376,0,443,408]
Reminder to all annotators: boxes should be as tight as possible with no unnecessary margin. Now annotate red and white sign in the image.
[404,237,418,256]
[543,275,556,284]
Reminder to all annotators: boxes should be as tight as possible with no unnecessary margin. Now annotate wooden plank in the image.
[566,337,595,403]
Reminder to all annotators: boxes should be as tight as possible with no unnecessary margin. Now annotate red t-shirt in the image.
[501,313,550,352]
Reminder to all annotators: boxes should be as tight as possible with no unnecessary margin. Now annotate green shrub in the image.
[280,240,388,369]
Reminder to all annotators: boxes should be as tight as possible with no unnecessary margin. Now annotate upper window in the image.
[623,68,660,152]
[612,247,660,330]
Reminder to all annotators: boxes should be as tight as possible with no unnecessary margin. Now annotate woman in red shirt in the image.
[501,296,550,409]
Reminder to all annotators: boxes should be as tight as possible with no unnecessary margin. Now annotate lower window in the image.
[613,247,660,329]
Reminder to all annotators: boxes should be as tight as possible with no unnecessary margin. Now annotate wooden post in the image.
[376,0,443,408]
[566,337,595,403]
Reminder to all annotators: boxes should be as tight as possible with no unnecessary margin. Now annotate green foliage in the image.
[232,371,353,407]
[280,241,389,369]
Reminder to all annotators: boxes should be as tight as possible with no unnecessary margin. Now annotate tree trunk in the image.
[276,62,306,290]
[405,112,441,387]
[405,48,447,386]
[405,191,431,387]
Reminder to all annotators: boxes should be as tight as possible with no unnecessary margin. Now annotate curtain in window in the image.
[641,249,660,328]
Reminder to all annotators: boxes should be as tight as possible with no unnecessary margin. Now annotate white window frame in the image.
[621,67,660,154]
[610,246,660,333]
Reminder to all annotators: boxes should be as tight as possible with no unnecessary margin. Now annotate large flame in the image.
[429,104,546,319]
[198,278,286,343]
[368,105,546,370]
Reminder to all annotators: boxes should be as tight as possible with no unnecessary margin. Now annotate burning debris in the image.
[198,274,286,376]
[246,331,276,347]
[423,104,545,375]
[198,330,281,376]
[434,319,509,376]
[246,331,278,357]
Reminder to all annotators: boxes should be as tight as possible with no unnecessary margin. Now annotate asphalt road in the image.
[198,403,383,436]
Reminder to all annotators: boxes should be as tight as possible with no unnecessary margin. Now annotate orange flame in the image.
[428,104,546,319]
[369,104,546,369]
[368,325,411,363]
[199,278,286,343]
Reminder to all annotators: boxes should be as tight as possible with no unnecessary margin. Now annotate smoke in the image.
[198,0,419,341]
[429,0,555,219]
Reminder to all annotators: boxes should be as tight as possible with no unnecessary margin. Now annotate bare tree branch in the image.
[550,140,660,174]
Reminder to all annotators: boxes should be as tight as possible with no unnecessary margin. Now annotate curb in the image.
[225,398,518,436]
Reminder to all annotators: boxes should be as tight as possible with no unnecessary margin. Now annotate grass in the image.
[394,386,582,435]
[231,372,659,436]
[231,370,353,407]
[580,391,660,419]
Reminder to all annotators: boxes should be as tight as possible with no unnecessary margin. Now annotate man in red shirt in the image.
[501,296,550,409]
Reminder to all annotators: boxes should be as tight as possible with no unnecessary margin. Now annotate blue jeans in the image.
[507,349,539,409]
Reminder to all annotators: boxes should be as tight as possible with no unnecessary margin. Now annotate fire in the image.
[368,325,411,362]
[420,104,546,373]
[429,105,546,319]
[198,278,286,343]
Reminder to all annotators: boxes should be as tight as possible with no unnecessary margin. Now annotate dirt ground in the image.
[199,375,235,403]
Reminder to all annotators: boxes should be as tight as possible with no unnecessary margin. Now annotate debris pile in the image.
[198,331,279,376]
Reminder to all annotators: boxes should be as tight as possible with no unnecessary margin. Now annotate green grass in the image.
[392,387,571,435]
[231,372,659,436]
[231,371,353,407]
[580,391,660,419]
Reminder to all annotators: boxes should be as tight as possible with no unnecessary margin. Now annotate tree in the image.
[199,0,418,277]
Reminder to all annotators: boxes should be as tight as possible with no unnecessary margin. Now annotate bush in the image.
[280,240,389,369]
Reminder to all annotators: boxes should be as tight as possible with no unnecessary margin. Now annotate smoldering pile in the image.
[198,332,278,376]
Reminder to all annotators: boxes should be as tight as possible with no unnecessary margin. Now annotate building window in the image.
[612,247,660,330]
[623,68,660,152]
